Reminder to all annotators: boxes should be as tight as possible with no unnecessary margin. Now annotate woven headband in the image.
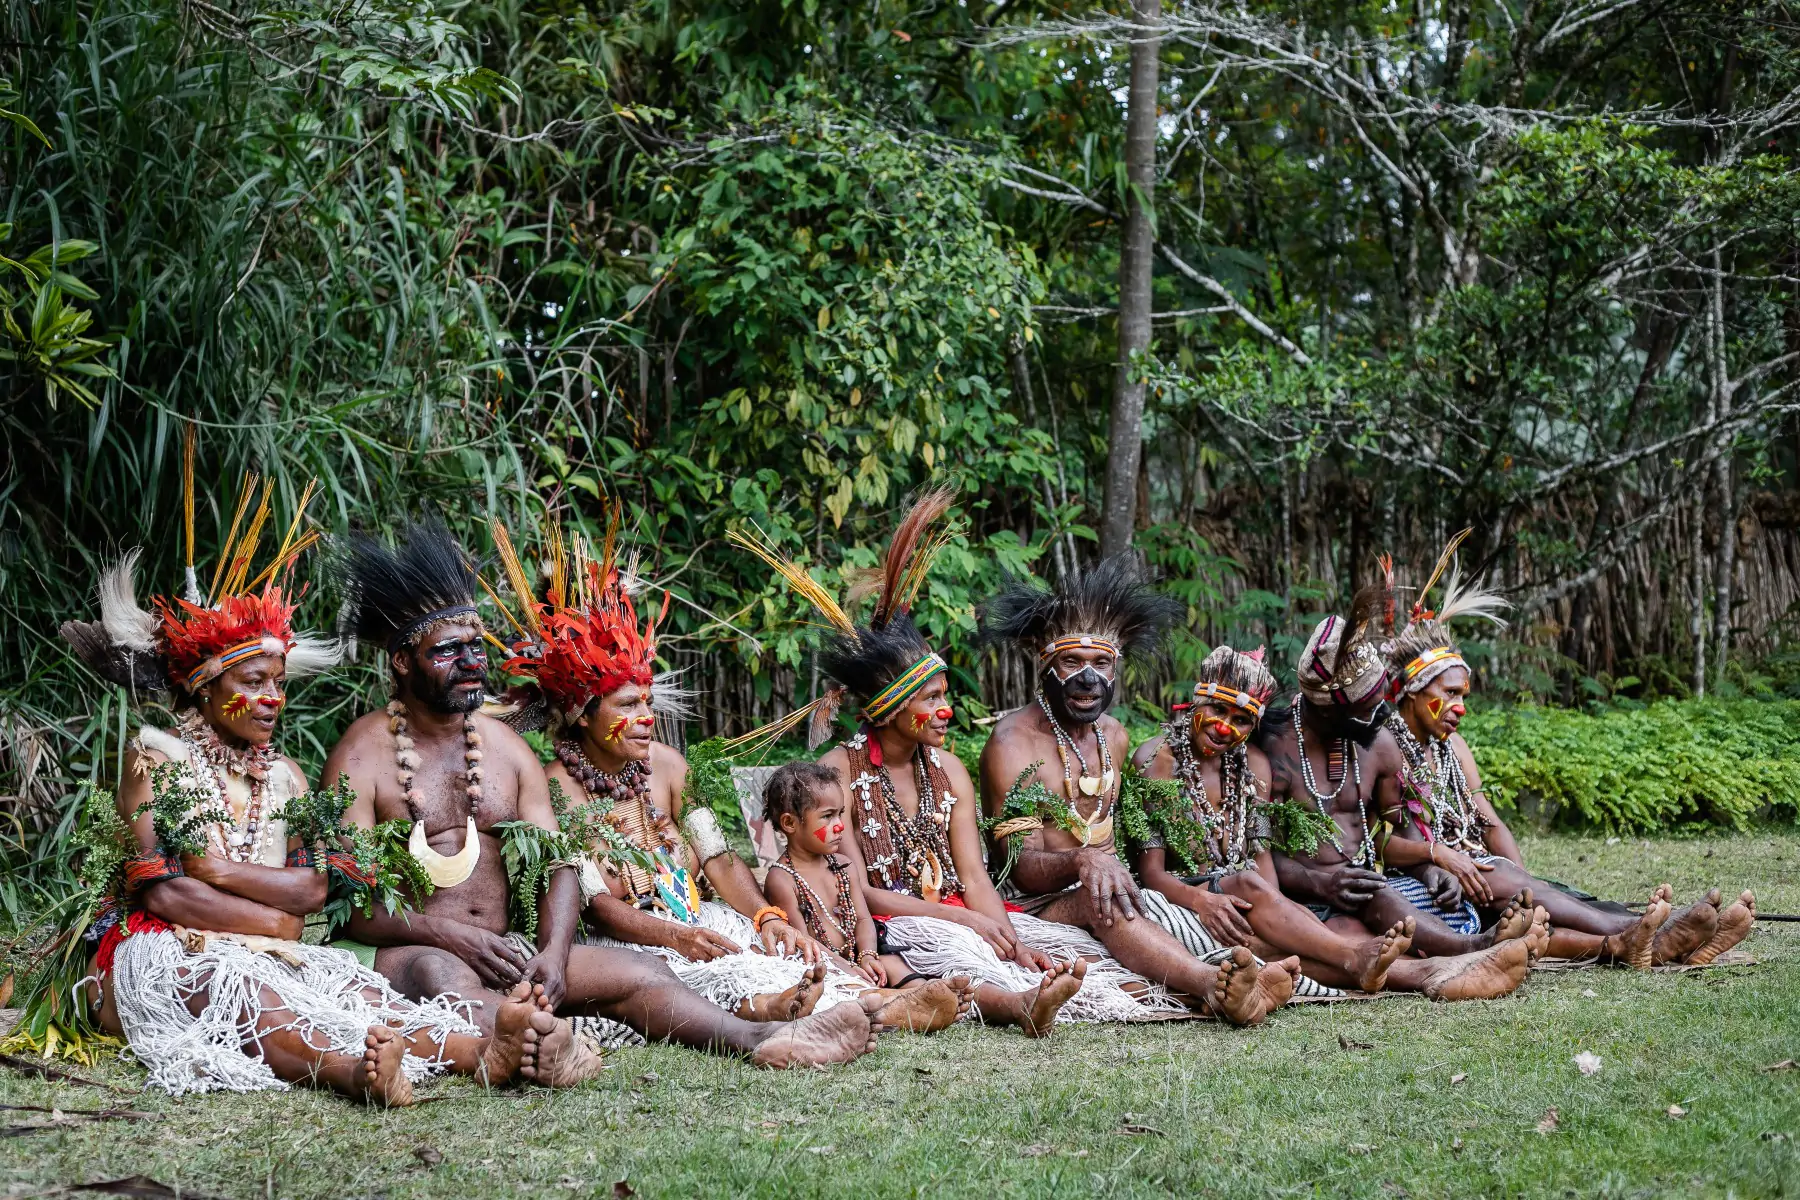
[1038,634,1121,663]
[1403,645,1464,682]
[185,635,289,691]
[1191,680,1265,721]
[387,604,481,654]
[862,653,947,723]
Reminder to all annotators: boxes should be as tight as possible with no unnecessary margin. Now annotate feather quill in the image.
[727,525,855,633]
[98,550,159,653]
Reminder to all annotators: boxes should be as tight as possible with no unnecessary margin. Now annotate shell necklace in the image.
[180,710,278,864]
[389,700,484,888]
[1037,695,1115,845]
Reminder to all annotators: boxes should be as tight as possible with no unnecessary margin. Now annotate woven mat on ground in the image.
[1529,948,1757,972]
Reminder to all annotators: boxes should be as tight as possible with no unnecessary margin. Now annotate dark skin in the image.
[820,672,1053,973]
[550,681,824,963]
[330,620,875,1069]
[978,647,1299,1022]
[104,653,485,1102]
[1261,693,1503,958]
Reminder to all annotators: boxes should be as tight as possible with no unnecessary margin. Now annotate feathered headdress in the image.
[977,554,1182,666]
[726,488,956,753]
[490,507,671,723]
[338,520,483,657]
[61,431,338,695]
[1190,645,1277,720]
[1295,583,1389,707]
[1386,530,1509,697]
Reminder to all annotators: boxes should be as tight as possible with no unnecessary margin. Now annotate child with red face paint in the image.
[763,761,1085,1037]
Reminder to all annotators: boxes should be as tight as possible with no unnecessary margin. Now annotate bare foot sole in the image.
[752,1004,876,1068]
[519,1013,608,1088]
[1419,939,1531,1001]
[1212,946,1286,1026]
[1488,902,1534,947]
[356,1025,414,1107]
[1652,899,1719,965]
[1603,899,1671,970]
[1019,960,1087,1038]
[744,962,827,1022]
[1686,892,1755,966]
[871,978,966,1034]
[479,981,539,1085]
[1524,907,1552,961]
[1355,919,1414,992]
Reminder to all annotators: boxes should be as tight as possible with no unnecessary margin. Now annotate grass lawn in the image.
[3,832,1799,1199]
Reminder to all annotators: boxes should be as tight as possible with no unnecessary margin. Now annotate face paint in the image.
[1341,699,1394,748]
[1426,697,1445,720]
[634,716,655,728]
[1041,666,1117,727]
[604,717,628,742]
[832,821,844,835]
[1449,703,1466,719]
[935,706,953,721]
[812,823,831,842]
[253,693,284,712]
[1208,719,1245,746]
[911,712,930,732]
[222,692,251,718]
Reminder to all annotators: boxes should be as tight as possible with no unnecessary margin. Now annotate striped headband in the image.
[1397,645,1467,697]
[184,635,289,691]
[862,653,948,724]
[1192,681,1265,721]
[1038,634,1121,663]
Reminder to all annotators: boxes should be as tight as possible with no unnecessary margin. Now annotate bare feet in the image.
[1651,883,1674,905]
[1418,938,1532,1001]
[1210,947,1292,1026]
[354,1025,414,1107]
[1018,960,1087,1038]
[870,977,969,1034]
[1353,919,1414,992]
[1487,900,1535,947]
[1651,896,1719,965]
[1685,891,1755,966]
[479,982,540,1085]
[1602,899,1671,970]
[751,1003,877,1068]
[519,1012,608,1088]
[1524,907,1552,961]
[742,963,827,1022]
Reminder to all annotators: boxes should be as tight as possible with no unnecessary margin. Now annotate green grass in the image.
[4,833,1799,1199]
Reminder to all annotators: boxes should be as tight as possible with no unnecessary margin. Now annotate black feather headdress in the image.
[977,555,1182,664]
[338,521,482,655]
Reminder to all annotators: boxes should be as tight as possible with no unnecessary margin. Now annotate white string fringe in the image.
[111,930,479,1096]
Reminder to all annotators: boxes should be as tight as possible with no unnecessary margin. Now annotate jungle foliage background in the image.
[3,0,1800,910]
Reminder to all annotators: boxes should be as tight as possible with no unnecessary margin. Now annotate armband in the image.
[752,905,788,931]
[124,850,183,895]
[681,805,731,865]
[575,854,607,904]
[286,845,319,869]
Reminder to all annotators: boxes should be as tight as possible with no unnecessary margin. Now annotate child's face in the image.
[781,789,847,856]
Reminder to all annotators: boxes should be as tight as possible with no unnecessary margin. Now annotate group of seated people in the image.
[29,486,1756,1104]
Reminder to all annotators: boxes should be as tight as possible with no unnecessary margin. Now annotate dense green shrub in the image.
[1466,701,1800,832]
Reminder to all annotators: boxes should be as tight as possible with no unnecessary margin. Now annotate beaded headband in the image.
[184,635,290,692]
[1191,680,1265,720]
[862,652,947,724]
[1403,645,1464,682]
[388,603,482,654]
[1038,634,1121,663]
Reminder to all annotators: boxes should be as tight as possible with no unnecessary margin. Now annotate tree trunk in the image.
[1098,0,1160,559]
[1711,453,1741,687]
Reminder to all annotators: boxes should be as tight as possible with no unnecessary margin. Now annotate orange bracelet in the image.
[752,905,788,930]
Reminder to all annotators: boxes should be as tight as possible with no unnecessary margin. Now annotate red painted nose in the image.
[935,706,953,720]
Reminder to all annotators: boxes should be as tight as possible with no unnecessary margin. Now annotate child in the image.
[762,761,1085,1037]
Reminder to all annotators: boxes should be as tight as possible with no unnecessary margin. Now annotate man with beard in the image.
[324,522,878,1076]
[1259,596,1542,997]
[977,558,1300,1025]
[1379,554,1744,966]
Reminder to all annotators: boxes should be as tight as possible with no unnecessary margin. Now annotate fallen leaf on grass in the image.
[1348,1144,1374,1155]
[1535,1108,1560,1135]
[1451,1137,1464,1153]
[1450,1073,1467,1085]
[68,1178,227,1200]
[634,1072,659,1086]
[1667,1105,1688,1119]
[1581,989,1597,998]
[806,1145,835,1155]
[613,1182,635,1199]
[0,1055,126,1093]
[1020,1144,1057,1158]
[1762,1060,1797,1072]
[558,1176,581,1190]
[1761,1132,1789,1143]
[1339,1034,1374,1050]
[1119,1117,1165,1137]
[913,1066,932,1076]
[1574,1052,1603,1075]
[412,1145,443,1168]
[0,1104,149,1121]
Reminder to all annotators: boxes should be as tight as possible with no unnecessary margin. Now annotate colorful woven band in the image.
[862,653,948,723]
[123,850,183,895]
[388,604,481,654]
[1403,646,1464,682]
[1039,634,1121,663]
[185,635,287,691]
[1192,681,1265,720]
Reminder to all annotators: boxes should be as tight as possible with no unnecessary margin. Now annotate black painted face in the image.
[397,619,488,714]
[1041,664,1117,727]
[1341,699,1394,747]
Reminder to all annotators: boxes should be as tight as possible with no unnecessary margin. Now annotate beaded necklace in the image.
[1291,702,1375,867]
[845,733,962,901]
[557,740,672,901]
[388,700,485,888]
[1166,712,1257,873]
[1036,695,1116,842]
[179,710,279,864]
[771,853,861,959]
[1387,716,1485,852]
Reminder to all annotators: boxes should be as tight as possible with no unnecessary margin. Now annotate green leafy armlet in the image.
[277,776,434,929]
[680,737,752,842]
[139,760,231,858]
[980,763,1068,883]
[1263,799,1343,858]
[498,780,658,939]
[1117,766,1213,877]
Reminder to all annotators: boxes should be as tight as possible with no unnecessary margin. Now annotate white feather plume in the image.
[99,550,160,653]
[651,669,696,721]
[1434,565,1509,629]
[284,634,346,678]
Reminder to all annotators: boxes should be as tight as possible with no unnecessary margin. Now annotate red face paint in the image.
[1208,720,1245,746]
[253,693,285,712]
[911,712,929,731]
[935,706,953,721]
[634,716,655,727]
[812,823,830,842]
[832,822,844,835]
[604,717,628,742]
[1426,697,1445,720]
[222,692,251,718]
[1449,703,1466,719]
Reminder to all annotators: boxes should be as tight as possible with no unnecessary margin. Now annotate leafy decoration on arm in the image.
[496,778,657,940]
[140,760,231,858]
[1117,765,1212,876]
[1263,799,1343,858]
[980,763,1064,883]
[276,774,434,929]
